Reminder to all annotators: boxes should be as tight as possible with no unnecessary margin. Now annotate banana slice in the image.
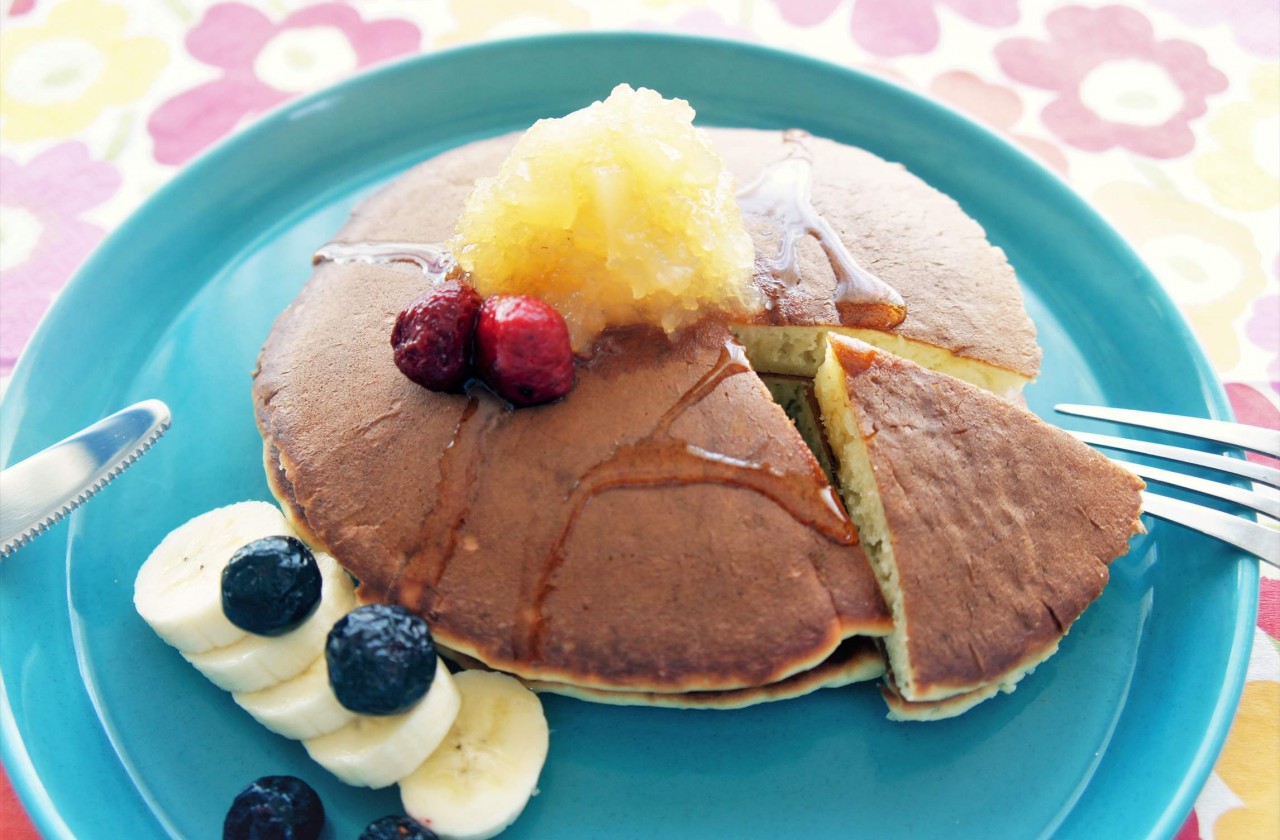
[304,659,460,789]
[233,655,356,741]
[135,501,292,653]
[399,671,549,840]
[184,553,355,693]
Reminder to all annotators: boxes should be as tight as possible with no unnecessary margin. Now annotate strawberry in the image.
[474,295,575,406]
[391,281,483,392]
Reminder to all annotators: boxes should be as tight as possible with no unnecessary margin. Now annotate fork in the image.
[1056,404,1279,568]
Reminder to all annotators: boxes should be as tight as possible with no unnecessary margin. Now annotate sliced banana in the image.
[135,501,292,653]
[400,671,549,840]
[304,659,461,789]
[233,654,356,741]
[184,553,355,693]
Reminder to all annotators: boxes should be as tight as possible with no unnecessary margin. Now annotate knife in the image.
[0,400,171,559]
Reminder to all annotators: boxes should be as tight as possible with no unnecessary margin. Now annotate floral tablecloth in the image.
[1,1,1276,837]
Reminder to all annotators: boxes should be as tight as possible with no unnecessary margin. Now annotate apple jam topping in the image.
[449,84,760,351]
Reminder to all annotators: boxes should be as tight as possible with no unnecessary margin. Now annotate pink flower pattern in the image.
[1244,293,1279,393]
[1260,577,1280,642]
[0,143,120,372]
[1174,808,1202,840]
[1225,383,1280,471]
[147,3,420,166]
[770,0,1019,56]
[1145,0,1280,58]
[929,71,1069,174]
[995,5,1227,158]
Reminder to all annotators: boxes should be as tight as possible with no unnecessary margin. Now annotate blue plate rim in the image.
[0,32,1259,840]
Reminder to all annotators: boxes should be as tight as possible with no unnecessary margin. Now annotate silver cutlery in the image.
[1057,404,1279,567]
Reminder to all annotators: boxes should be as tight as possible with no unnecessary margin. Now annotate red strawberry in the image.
[391,280,483,392]
[474,295,575,406]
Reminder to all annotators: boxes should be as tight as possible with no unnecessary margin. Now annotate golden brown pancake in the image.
[253,128,1041,699]
[814,335,1145,706]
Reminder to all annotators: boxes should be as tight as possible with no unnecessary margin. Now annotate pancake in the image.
[253,128,1041,700]
[814,334,1145,706]
[446,638,884,710]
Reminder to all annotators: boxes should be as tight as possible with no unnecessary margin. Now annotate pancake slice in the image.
[814,335,1144,706]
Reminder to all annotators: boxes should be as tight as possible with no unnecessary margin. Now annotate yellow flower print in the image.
[1092,181,1267,371]
[1195,65,1280,212]
[441,0,590,47]
[1214,679,1280,840]
[0,0,168,142]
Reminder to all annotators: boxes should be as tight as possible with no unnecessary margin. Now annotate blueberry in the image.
[222,536,322,636]
[359,815,439,840]
[223,775,324,840]
[326,604,436,715]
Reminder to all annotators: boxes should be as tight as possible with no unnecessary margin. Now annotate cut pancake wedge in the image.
[814,335,1144,709]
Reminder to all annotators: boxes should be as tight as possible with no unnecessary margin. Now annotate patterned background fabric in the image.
[0,1,1276,837]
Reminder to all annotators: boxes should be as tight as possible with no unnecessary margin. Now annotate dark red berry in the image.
[392,280,483,392]
[474,295,575,406]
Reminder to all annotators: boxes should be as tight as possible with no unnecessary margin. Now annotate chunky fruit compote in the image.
[452,84,760,350]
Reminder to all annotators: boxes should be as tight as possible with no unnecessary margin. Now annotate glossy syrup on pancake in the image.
[322,323,863,665]
[511,335,858,665]
[737,129,906,330]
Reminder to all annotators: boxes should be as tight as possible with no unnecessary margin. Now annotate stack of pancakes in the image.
[253,129,1143,717]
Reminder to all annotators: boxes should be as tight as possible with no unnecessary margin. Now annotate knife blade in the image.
[0,400,171,558]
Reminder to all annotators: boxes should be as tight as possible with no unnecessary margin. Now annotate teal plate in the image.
[0,34,1258,840]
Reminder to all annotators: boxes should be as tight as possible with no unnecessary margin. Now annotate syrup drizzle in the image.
[512,338,856,662]
[314,240,456,277]
[389,394,502,616]
[736,129,906,329]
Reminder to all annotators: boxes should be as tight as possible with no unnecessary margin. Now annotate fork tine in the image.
[1140,492,1279,567]
[1056,404,1280,457]
[1072,431,1280,488]
[1113,460,1280,519]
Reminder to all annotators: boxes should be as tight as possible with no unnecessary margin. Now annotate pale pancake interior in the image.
[812,337,915,696]
[735,323,1031,398]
